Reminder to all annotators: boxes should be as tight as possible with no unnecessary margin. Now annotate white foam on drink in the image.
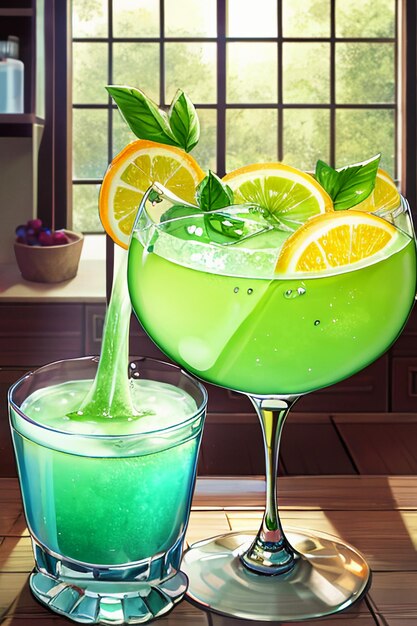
[20,379,198,436]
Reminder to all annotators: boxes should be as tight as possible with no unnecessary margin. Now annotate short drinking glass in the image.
[9,356,207,625]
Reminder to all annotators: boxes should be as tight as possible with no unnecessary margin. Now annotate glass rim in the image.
[8,355,208,440]
[134,183,412,239]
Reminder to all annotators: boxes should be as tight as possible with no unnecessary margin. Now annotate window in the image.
[72,0,398,233]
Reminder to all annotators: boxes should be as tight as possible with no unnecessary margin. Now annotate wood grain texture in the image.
[209,614,376,625]
[192,475,417,511]
[368,572,417,616]
[1,477,417,624]
[334,414,417,474]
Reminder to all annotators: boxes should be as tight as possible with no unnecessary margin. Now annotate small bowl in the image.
[14,230,84,283]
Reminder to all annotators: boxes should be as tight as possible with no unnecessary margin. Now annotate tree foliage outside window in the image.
[72,0,397,233]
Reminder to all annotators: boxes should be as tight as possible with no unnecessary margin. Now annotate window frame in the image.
[45,0,417,236]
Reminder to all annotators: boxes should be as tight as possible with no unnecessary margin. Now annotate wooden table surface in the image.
[1,475,417,626]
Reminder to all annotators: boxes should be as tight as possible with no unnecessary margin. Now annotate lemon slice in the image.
[354,168,400,213]
[276,210,398,274]
[99,140,205,248]
[223,163,333,230]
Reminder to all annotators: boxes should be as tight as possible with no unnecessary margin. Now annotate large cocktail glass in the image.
[128,185,417,621]
[9,356,207,625]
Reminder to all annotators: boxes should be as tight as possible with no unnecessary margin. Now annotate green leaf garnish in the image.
[168,90,200,152]
[196,171,234,212]
[315,154,381,210]
[106,85,199,153]
[160,208,270,246]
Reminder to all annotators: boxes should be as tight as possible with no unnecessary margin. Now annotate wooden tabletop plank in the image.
[334,419,417,475]
[208,614,376,625]
[367,572,417,616]
[380,615,417,626]
[186,511,231,546]
[226,510,417,572]
[192,476,417,511]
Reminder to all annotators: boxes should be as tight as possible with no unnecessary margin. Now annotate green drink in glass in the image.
[127,181,416,622]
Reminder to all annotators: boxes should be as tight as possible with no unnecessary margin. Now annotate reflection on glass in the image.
[113,44,159,103]
[282,0,330,37]
[72,185,103,233]
[226,109,277,171]
[283,43,330,103]
[227,43,277,104]
[283,109,330,170]
[227,0,277,36]
[73,43,108,105]
[192,109,217,172]
[72,0,107,37]
[165,0,216,36]
[73,109,108,180]
[336,43,395,104]
[113,0,159,37]
[165,43,217,104]
[336,109,395,175]
[335,0,395,37]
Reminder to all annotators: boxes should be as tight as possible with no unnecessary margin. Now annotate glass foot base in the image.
[182,529,370,622]
[30,569,188,625]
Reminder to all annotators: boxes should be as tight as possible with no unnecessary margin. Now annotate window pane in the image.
[113,44,159,103]
[283,43,330,103]
[336,0,395,38]
[227,0,277,37]
[113,0,159,37]
[73,43,108,104]
[113,110,137,157]
[165,0,216,36]
[73,0,107,38]
[73,185,103,233]
[336,109,395,175]
[165,43,217,104]
[336,43,395,104]
[283,0,330,37]
[227,43,277,103]
[283,109,330,171]
[73,109,108,179]
[192,109,217,172]
[226,109,277,172]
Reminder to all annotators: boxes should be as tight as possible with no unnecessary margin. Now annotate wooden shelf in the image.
[0,8,33,16]
[0,113,43,125]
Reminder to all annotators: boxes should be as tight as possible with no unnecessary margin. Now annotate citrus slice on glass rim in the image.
[275,210,398,274]
[223,163,333,230]
[99,139,205,249]
[353,168,400,214]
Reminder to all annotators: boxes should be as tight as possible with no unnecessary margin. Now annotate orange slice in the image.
[276,210,398,273]
[223,163,333,230]
[354,168,400,213]
[99,140,205,248]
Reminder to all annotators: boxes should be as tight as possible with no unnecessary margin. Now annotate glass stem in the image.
[241,395,299,575]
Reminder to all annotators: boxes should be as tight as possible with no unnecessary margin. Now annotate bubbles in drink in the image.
[234,287,239,293]
[284,286,306,299]
[314,320,321,326]
[247,288,253,295]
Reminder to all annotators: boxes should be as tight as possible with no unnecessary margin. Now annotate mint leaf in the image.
[315,155,381,210]
[169,90,200,152]
[196,171,234,212]
[205,213,246,243]
[106,85,201,152]
[106,85,180,147]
